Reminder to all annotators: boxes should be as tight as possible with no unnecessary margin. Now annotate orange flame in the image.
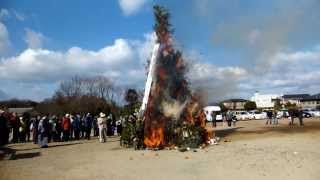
[144,127,164,148]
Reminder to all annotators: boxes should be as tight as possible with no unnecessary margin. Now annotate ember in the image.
[141,5,210,149]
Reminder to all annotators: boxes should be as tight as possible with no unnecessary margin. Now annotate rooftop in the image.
[282,94,310,99]
[222,99,248,103]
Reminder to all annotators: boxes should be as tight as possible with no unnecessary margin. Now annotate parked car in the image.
[249,111,267,120]
[203,106,223,122]
[235,111,251,120]
[303,111,312,118]
[303,109,320,117]
[309,109,320,117]
[277,110,289,118]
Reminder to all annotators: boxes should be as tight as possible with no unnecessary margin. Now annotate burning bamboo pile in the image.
[140,5,211,149]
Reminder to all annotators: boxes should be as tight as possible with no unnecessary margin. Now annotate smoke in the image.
[152,0,320,100]
[161,100,187,120]
[211,0,320,72]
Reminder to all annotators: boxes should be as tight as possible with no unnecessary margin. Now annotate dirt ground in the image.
[1,118,320,180]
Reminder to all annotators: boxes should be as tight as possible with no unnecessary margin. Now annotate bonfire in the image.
[139,5,212,149]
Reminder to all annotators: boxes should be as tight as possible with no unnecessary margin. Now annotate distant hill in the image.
[0,89,9,101]
[0,99,38,108]
[312,93,320,99]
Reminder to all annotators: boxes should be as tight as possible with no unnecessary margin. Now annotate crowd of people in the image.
[0,110,126,147]
[265,109,305,126]
[208,110,237,128]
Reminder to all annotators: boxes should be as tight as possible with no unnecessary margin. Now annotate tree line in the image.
[0,75,142,117]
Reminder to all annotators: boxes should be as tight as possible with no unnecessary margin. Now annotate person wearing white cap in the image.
[62,114,71,141]
[97,112,107,143]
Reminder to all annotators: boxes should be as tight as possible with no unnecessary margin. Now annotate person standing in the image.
[80,114,86,139]
[10,113,20,143]
[62,114,71,141]
[19,117,27,143]
[38,116,49,148]
[97,112,107,143]
[69,114,74,140]
[107,114,114,136]
[288,109,295,126]
[55,117,63,141]
[23,113,31,142]
[93,117,99,136]
[226,111,232,127]
[32,116,40,144]
[84,113,93,140]
[116,116,123,136]
[232,113,237,127]
[272,110,278,125]
[0,110,9,146]
[211,111,217,128]
[266,111,272,125]
[298,109,304,126]
[72,114,81,140]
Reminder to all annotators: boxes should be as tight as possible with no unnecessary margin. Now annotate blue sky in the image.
[0,0,320,102]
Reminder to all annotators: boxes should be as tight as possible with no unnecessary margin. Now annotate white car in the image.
[249,111,267,120]
[305,109,320,117]
[203,106,223,121]
[276,110,289,118]
[235,111,252,120]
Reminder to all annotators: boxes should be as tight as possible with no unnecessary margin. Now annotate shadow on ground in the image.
[9,152,41,160]
[0,146,41,160]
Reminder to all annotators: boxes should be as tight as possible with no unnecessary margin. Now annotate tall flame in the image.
[142,5,209,148]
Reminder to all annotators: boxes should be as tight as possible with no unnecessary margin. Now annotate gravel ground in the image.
[1,118,320,180]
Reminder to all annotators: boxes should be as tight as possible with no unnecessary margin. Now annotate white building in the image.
[251,92,281,109]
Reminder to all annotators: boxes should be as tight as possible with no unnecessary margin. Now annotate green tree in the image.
[273,99,282,111]
[219,102,228,112]
[285,102,297,110]
[153,5,173,42]
[244,101,257,111]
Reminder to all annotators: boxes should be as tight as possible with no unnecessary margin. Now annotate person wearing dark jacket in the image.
[266,111,273,125]
[226,111,233,127]
[0,110,9,146]
[298,109,304,126]
[32,116,40,144]
[211,111,217,127]
[84,113,93,140]
[10,113,20,143]
[72,114,81,140]
[23,112,31,142]
[107,114,114,136]
[55,117,63,141]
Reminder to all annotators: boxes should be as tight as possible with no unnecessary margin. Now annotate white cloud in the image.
[0,22,10,55]
[0,9,26,21]
[24,28,45,49]
[118,0,148,15]
[0,32,155,100]
[240,47,320,96]
[0,9,9,20]
[13,10,25,21]
[0,37,151,82]
[275,50,320,64]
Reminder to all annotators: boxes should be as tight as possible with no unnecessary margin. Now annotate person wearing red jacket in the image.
[62,114,71,141]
